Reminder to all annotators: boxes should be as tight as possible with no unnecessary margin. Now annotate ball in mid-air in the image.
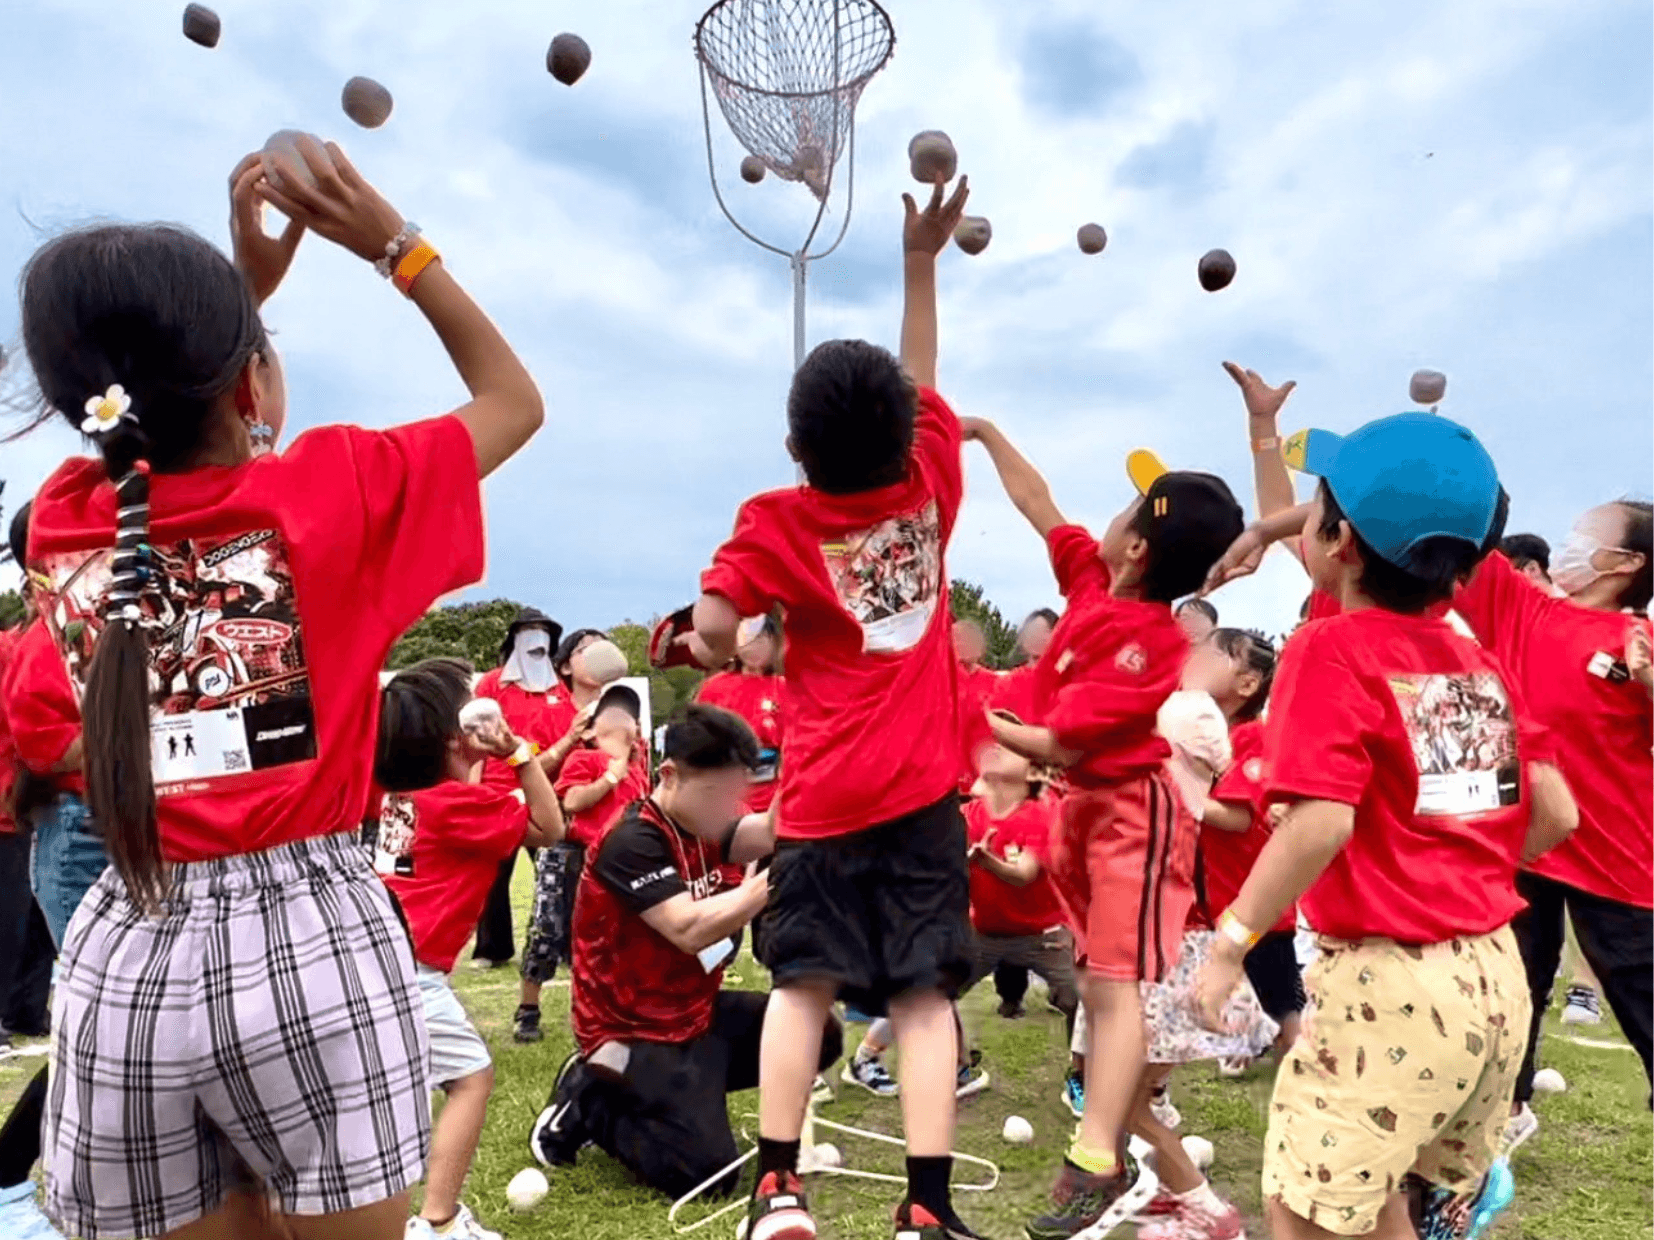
[341,76,393,129]
[182,4,220,48]
[1198,249,1236,292]
[1409,369,1447,405]
[1077,223,1108,255]
[954,215,992,256]
[580,639,630,686]
[547,33,592,85]
[739,155,767,184]
[908,130,957,184]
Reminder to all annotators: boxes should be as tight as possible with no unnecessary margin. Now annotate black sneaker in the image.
[1025,1155,1137,1240]
[746,1170,816,1240]
[997,999,1026,1020]
[895,1200,989,1240]
[513,1004,544,1044]
[529,1053,590,1168]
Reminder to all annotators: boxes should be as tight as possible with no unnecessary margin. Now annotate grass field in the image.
[0,863,1648,1239]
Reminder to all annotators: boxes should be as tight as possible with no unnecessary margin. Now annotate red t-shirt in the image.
[700,388,964,839]
[570,798,737,1054]
[555,747,650,847]
[1,620,86,797]
[472,670,581,794]
[991,663,1039,725]
[965,795,1064,936]
[1456,552,1653,908]
[1028,526,1184,788]
[378,779,528,972]
[1264,608,1551,943]
[696,670,785,812]
[1200,720,1294,934]
[957,662,1002,792]
[25,416,483,862]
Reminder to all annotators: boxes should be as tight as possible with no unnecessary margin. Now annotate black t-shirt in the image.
[591,804,738,917]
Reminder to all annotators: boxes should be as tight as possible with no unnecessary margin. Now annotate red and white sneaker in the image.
[1136,1195,1247,1240]
[1133,1188,1184,1221]
[745,1171,816,1240]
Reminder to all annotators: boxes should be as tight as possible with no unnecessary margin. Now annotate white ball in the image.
[813,1142,843,1169]
[1002,1115,1035,1145]
[1533,1067,1567,1094]
[506,1167,549,1212]
[580,639,630,685]
[1181,1134,1214,1171]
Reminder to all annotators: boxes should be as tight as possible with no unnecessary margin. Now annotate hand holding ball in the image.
[1002,1115,1034,1145]
[261,130,331,194]
[506,1167,549,1212]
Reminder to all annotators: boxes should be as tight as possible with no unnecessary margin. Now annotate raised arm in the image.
[899,177,969,392]
[1223,363,1299,523]
[516,755,566,848]
[252,139,543,479]
[961,418,1068,540]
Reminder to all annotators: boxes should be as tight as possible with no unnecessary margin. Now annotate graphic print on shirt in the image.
[36,529,316,791]
[1387,672,1520,816]
[374,793,417,878]
[819,501,942,654]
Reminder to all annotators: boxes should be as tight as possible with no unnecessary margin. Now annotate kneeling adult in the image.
[531,704,842,1198]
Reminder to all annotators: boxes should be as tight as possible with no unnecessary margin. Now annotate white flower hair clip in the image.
[81,384,133,437]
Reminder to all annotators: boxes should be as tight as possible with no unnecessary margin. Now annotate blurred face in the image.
[737,626,778,674]
[978,741,1032,786]
[1180,636,1238,698]
[953,620,987,665]
[1516,561,1551,589]
[1553,504,1642,598]
[658,763,752,837]
[1099,496,1150,589]
[1176,604,1216,643]
[1019,615,1054,660]
[592,705,639,755]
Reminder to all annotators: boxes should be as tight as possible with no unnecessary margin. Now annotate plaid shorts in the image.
[44,833,431,1239]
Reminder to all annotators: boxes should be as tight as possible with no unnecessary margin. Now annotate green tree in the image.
[0,590,23,631]
[949,579,1019,670]
[387,599,525,671]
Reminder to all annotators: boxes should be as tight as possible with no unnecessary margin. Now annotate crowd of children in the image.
[0,139,1647,1240]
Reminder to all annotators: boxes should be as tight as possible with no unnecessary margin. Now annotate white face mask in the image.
[1551,530,1606,596]
[503,631,556,693]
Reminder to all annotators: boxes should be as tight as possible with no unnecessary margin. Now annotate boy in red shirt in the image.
[375,659,565,1240]
[965,418,1243,1239]
[683,178,977,1240]
[953,618,1002,796]
[1195,413,1579,1240]
[554,685,650,847]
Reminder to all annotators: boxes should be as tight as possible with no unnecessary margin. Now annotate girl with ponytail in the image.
[17,138,543,1240]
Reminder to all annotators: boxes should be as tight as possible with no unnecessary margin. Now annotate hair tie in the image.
[81,384,135,438]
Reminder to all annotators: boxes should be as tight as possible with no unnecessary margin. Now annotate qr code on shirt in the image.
[222,749,249,773]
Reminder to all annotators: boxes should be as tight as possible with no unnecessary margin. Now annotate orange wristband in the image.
[1252,435,1281,454]
[392,240,440,295]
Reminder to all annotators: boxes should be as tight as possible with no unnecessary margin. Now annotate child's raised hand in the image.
[254,138,407,265]
[1627,621,1653,691]
[464,717,519,762]
[902,175,970,258]
[1201,524,1270,595]
[1222,361,1297,422]
[229,154,303,306]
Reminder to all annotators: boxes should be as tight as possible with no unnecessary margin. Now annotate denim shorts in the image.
[30,795,108,948]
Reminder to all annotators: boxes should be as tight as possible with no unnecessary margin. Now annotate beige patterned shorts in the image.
[1262,925,1529,1236]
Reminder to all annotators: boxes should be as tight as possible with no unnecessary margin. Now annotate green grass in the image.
[1,866,1648,1239]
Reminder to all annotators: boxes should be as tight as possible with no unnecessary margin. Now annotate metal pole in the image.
[791,250,808,371]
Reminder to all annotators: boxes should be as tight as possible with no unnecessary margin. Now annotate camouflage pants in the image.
[521,842,585,985]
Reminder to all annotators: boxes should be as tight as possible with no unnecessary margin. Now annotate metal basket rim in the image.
[692,0,896,101]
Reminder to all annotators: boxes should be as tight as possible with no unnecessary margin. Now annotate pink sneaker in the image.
[1133,1189,1183,1220]
[1137,1195,1247,1240]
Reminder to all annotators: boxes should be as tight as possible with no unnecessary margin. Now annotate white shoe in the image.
[1216,1056,1250,1077]
[1150,1087,1182,1130]
[1560,984,1603,1026]
[1501,1103,1539,1157]
[407,1205,502,1240]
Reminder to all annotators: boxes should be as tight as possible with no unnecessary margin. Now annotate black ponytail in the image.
[17,224,267,907]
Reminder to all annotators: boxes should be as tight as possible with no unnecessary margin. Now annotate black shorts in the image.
[1245,930,1307,1021]
[760,795,972,1018]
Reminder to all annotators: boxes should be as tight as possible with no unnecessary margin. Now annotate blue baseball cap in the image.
[1282,413,1501,570]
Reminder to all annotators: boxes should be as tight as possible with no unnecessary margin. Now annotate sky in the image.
[0,0,1649,639]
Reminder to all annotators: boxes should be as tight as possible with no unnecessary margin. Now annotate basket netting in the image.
[695,0,894,201]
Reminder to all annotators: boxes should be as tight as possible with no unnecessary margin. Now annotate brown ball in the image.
[181,3,220,48]
[1409,369,1447,405]
[954,216,992,256]
[547,33,591,86]
[739,155,767,184]
[1198,248,1236,292]
[1077,223,1108,255]
[341,77,393,129]
[908,130,957,184]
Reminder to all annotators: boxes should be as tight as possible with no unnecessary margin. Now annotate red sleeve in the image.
[555,747,609,799]
[1454,552,1547,656]
[1494,653,1556,766]
[419,782,527,859]
[911,388,965,537]
[1212,723,1266,810]
[1044,618,1179,753]
[1,621,80,775]
[474,668,504,699]
[1046,526,1110,604]
[701,497,789,619]
[282,416,485,642]
[1263,623,1383,807]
